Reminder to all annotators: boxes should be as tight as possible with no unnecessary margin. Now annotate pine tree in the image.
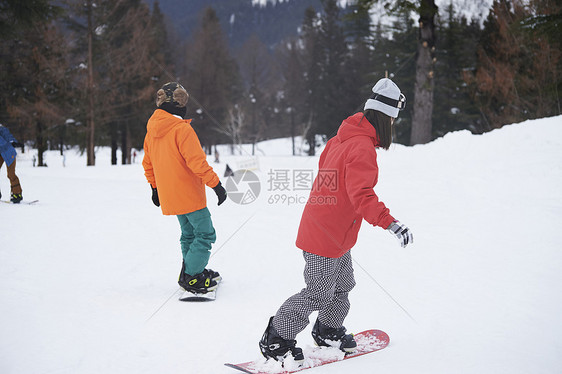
[316,0,349,137]
[0,17,71,165]
[0,0,61,37]
[182,7,242,153]
[465,0,561,128]
[352,0,438,145]
[150,1,174,70]
[0,0,65,151]
[299,6,323,155]
[237,34,273,154]
[88,0,167,164]
[342,0,375,113]
[518,0,561,116]
[410,0,438,145]
[62,0,101,165]
[269,38,303,154]
[295,1,350,154]
[433,4,482,136]
[379,8,417,145]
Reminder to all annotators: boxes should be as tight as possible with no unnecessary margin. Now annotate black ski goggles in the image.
[370,92,406,111]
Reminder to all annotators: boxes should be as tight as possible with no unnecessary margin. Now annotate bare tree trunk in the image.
[109,121,118,165]
[226,105,244,154]
[59,124,65,156]
[290,108,295,156]
[121,122,131,165]
[410,0,438,145]
[111,138,118,165]
[304,112,315,156]
[86,0,96,166]
[251,96,257,156]
[36,121,46,167]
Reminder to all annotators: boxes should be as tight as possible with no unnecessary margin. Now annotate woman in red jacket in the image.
[259,78,414,363]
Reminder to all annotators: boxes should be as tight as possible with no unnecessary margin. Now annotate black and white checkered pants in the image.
[272,250,356,340]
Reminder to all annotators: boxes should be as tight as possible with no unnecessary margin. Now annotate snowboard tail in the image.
[0,199,39,205]
[178,275,220,302]
[178,289,216,302]
[225,329,389,374]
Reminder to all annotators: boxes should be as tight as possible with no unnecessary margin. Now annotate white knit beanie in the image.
[363,78,405,118]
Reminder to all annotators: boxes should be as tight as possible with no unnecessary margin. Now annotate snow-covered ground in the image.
[1,115,561,374]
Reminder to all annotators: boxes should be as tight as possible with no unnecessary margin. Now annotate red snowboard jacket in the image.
[295,112,395,258]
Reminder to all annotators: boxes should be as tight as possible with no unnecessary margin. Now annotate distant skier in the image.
[142,82,227,294]
[259,78,414,363]
[0,124,24,203]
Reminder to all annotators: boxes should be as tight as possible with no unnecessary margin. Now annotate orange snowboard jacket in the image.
[142,109,220,215]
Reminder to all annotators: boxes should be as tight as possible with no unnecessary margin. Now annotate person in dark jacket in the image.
[259,78,414,364]
[0,124,24,203]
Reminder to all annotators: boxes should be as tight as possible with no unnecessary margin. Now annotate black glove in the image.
[151,187,160,207]
[387,220,414,248]
[213,182,227,206]
[11,141,23,148]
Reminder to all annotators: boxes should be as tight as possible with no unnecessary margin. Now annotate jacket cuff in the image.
[381,215,395,230]
[208,177,220,189]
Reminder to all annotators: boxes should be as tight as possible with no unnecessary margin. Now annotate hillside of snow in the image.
[1,115,561,374]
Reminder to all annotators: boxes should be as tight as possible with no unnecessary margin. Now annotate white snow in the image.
[1,115,562,374]
[252,0,494,27]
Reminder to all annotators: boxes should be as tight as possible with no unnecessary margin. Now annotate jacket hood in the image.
[336,112,379,146]
[147,109,192,138]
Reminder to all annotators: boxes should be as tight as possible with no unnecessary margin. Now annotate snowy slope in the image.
[1,115,561,374]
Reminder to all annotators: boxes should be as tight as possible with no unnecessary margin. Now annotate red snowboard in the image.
[225,329,389,374]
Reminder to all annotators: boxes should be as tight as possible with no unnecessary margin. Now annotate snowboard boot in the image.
[10,193,22,204]
[178,268,217,294]
[311,319,357,353]
[259,316,304,363]
[203,268,222,283]
[179,261,221,288]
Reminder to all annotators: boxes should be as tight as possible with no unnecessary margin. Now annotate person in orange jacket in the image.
[142,82,227,294]
[259,78,413,363]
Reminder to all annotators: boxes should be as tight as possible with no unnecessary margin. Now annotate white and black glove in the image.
[387,220,414,248]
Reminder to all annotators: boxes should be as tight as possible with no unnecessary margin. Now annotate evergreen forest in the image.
[0,0,560,164]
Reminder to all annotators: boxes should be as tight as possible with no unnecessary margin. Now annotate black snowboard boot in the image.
[178,261,220,291]
[203,268,222,283]
[259,316,304,363]
[180,261,221,283]
[311,319,357,353]
[10,193,22,204]
[178,266,217,294]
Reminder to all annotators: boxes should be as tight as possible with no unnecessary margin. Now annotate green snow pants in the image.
[177,207,216,276]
